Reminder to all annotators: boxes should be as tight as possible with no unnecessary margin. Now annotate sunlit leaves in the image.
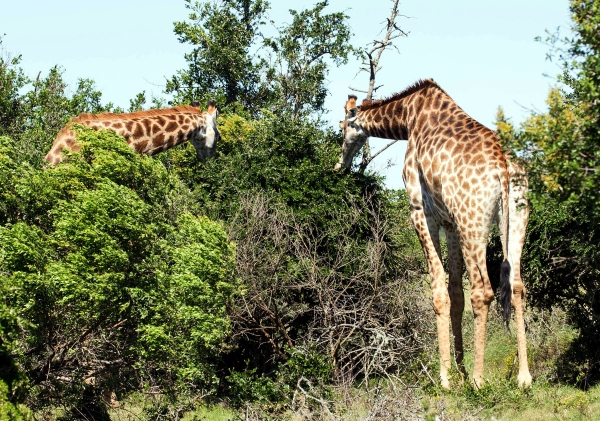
[0,128,239,411]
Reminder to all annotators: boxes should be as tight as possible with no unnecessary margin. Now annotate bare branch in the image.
[361,139,402,169]
[354,0,408,173]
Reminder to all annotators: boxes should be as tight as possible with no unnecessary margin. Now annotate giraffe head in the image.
[190,101,220,163]
[334,94,368,171]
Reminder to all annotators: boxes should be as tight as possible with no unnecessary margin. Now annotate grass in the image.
[420,380,600,420]
[182,404,236,421]
[106,380,599,420]
[107,398,236,421]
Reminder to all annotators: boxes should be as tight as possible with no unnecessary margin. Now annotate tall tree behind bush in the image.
[166,0,355,117]
[167,0,270,112]
[0,40,116,166]
[263,1,355,118]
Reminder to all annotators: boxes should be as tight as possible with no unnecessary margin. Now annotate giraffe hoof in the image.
[472,376,485,389]
[518,372,532,387]
[440,377,450,390]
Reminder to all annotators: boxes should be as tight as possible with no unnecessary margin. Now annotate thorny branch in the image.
[227,193,429,388]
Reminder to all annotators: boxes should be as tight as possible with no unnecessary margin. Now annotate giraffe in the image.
[44,101,219,165]
[335,79,532,389]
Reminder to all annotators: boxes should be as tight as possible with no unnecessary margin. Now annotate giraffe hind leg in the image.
[445,227,467,380]
[462,240,495,388]
[496,176,532,387]
[508,179,532,386]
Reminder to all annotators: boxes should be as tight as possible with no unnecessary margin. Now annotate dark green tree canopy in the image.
[166,0,355,118]
[263,1,355,118]
[167,0,270,112]
[536,0,600,212]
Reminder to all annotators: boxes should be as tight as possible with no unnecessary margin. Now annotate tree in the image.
[166,0,269,113]
[0,41,116,166]
[0,37,28,139]
[263,1,355,118]
[0,128,240,416]
[533,0,600,214]
[167,0,356,118]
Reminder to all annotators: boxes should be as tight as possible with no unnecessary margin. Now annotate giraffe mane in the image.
[359,79,446,111]
[71,105,202,122]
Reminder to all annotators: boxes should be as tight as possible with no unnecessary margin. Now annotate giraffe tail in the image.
[498,157,512,327]
[500,259,511,326]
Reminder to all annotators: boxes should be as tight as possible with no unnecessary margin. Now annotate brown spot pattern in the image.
[45,105,211,163]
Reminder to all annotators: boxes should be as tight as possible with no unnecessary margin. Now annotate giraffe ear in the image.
[207,101,218,119]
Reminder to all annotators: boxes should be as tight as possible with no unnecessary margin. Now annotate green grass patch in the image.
[419,295,597,420]
[421,381,600,420]
[182,404,236,421]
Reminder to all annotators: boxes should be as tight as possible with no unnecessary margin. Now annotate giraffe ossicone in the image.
[44,101,219,165]
[336,79,532,389]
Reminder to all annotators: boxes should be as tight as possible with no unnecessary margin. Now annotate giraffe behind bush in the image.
[44,101,219,165]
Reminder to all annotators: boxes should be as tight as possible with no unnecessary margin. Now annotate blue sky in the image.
[2,0,570,189]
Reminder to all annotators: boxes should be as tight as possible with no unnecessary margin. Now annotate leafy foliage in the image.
[0,37,28,139]
[0,128,239,416]
[263,1,356,118]
[167,0,355,118]
[0,41,117,167]
[552,0,600,208]
[160,110,428,414]
[167,0,270,112]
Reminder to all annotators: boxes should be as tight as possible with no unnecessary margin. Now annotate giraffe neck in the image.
[358,84,468,141]
[45,105,219,165]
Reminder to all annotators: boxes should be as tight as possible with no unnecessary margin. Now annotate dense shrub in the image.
[0,129,239,416]
[155,111,430,413]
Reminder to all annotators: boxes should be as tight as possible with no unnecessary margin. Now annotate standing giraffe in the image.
[44,102,219,165]
[335,79,531,389]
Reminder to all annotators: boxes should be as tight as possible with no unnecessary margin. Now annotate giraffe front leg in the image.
[471,296,489,389]
[410,209,451,389]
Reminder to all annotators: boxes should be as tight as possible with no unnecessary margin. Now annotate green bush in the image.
[0,128,239,416]
[159,111,428,412]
